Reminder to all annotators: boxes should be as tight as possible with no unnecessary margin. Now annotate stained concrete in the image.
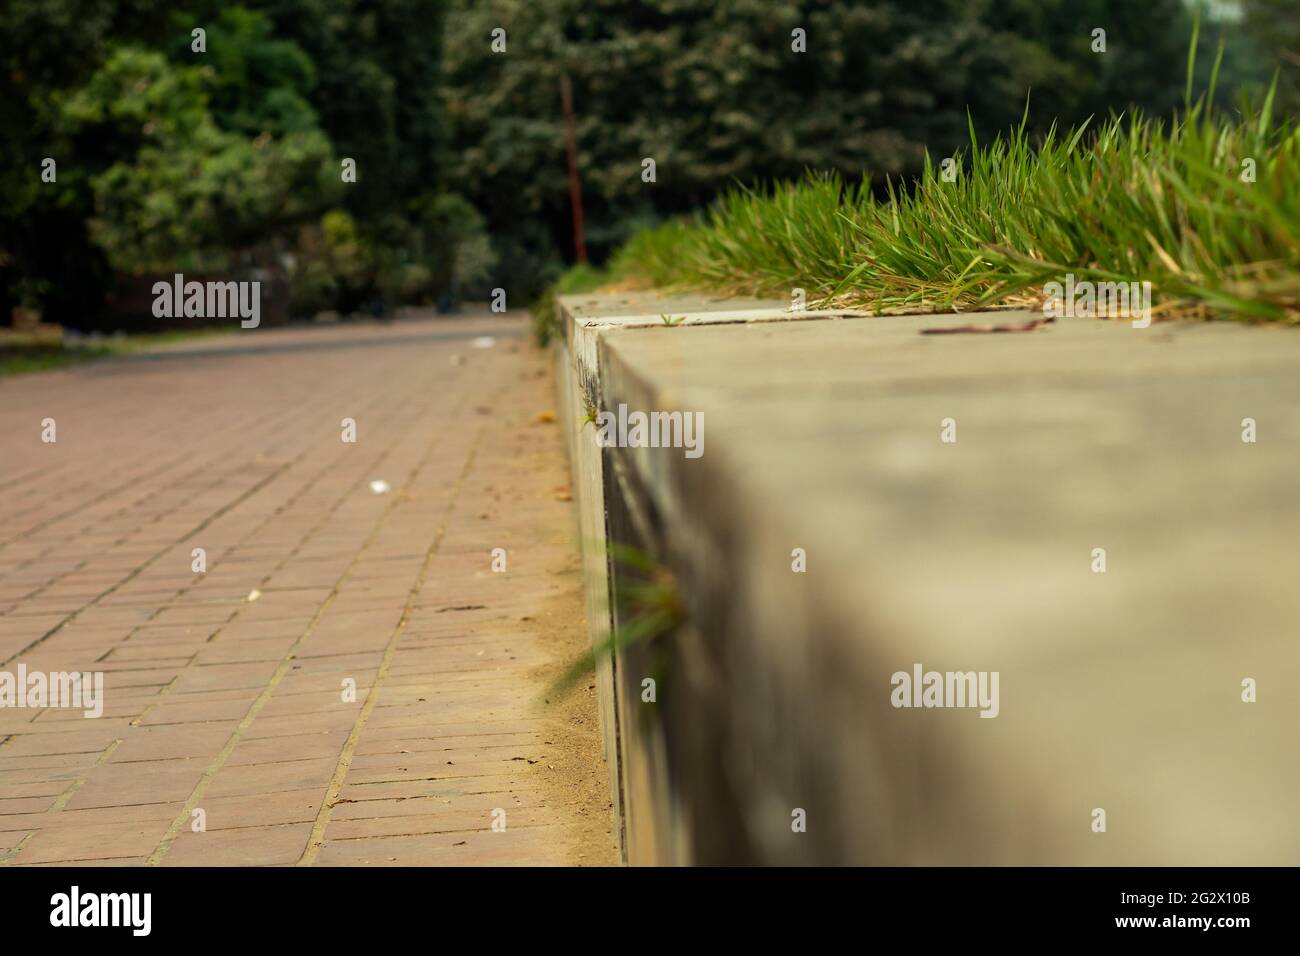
[560,291,1300,865]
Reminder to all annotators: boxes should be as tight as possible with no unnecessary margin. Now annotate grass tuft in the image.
[529,262,619,346]
[0,327,234,377]
[609,92,1300,324]
[545,543,683,700]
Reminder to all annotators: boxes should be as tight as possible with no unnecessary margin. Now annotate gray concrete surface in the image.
[559,291,1300,865]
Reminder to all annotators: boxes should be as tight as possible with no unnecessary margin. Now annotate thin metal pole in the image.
[560,74,588,264]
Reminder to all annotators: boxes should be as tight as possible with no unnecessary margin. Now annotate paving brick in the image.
[202,757,340,798]
[15,818,173,864]
[194,789,323,830]
[162,822,315,866]
[0,315,614,866]
[315,826,573,866]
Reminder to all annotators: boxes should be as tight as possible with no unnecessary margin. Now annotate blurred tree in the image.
[255,0,464,309]
[1240,0,1300,114]
[2,0,464,327]
[59,47,337,275]
[166,5,323,138]
[251,0,419,216]
[2,0,1285,324]
[442,0,1255,298]
[0,0,172,324]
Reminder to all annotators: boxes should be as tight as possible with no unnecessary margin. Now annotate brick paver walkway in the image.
[0,313,616,865]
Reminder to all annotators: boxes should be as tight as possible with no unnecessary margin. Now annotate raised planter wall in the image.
[555,290,1300,866]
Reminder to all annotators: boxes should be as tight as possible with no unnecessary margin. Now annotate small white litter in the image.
[471,336,496,349]
[246,589,262,603]
[369,479,391,495]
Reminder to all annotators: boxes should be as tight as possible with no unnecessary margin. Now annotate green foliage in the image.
[174,6,321,137]
[530,262,617,345]
[60,48,337,275]
[415,193,500,301]
[1,0,453,328]
[0,326,232,377]
[0,0,173,323]
[610,88,1300,323]
[1240,0,1300,117]
[242,0,455,317]
[3,0,1292,327]
[255,0,451,225]
[289,209,371,315]
[443,0,1238,300]
[547,543,684,699]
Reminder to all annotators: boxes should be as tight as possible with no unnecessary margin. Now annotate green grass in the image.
[0,342,113,376]
[546,543,683,700]
[607,42,1299,324]
[0,328,234,377]
[530,262,615,346]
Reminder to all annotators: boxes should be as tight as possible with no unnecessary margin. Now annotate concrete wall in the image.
[556,291,1300,866]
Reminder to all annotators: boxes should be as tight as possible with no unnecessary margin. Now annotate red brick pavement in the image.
[0,314,616,865]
